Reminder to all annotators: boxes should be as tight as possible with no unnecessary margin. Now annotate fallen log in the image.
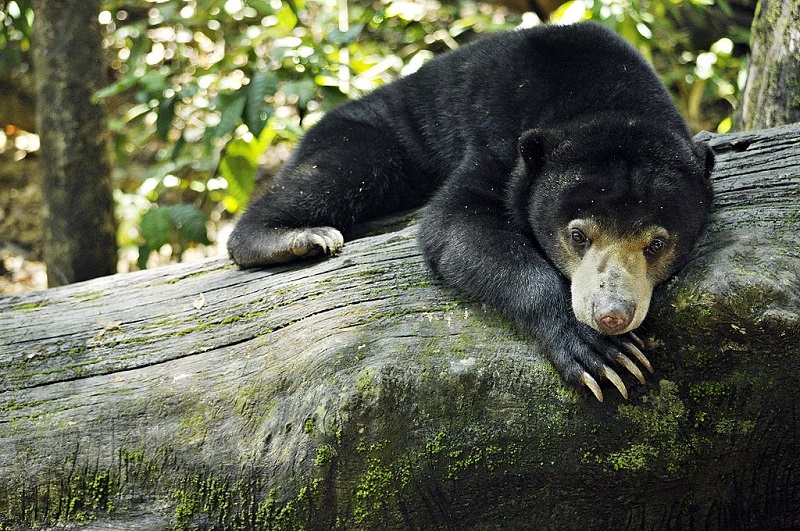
[0,124,799,530]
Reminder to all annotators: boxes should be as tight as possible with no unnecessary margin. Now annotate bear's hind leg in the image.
[228,112,431,268]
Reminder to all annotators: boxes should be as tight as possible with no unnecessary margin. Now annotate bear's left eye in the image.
[569,228,590,249]
[644,238,667,257]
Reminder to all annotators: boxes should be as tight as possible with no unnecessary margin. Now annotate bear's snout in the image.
[593,299,636,334]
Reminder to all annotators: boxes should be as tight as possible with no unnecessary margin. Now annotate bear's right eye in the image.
[569,228,590,249]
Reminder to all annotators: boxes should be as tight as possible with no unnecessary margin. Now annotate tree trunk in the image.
[31,0,117,287]
[736,0,800,130]
[1,125,799,529]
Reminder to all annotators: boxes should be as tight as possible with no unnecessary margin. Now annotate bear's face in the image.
[560,218,675,334]
[513,118,714,335]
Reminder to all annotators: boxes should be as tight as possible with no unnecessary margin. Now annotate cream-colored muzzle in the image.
[570,239,654,335]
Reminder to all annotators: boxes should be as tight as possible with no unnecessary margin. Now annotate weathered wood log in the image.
[1,124,799,530]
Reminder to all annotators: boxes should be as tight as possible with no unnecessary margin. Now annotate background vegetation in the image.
[0,0,751,278]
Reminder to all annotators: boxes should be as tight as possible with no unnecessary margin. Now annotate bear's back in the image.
[328,22,688,180]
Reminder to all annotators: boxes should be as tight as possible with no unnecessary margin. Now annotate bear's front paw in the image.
[228,226,344,267]
[289,227,344,259]
[548,328,653,402]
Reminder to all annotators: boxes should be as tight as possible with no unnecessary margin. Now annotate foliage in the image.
[1,0,750,269]
[0,0,32,67]
[138,203,211,269]
[550,0,750,133]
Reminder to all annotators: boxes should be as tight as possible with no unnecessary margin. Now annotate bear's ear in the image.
[693,141,716,179]
[517,129,548,170]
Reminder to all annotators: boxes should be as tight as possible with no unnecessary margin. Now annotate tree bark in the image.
[31,0,117,287]
[736,0,800,130]
[1,125,799,529]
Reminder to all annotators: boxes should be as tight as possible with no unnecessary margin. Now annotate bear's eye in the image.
[644,238,667,257]
[569,228,590,249]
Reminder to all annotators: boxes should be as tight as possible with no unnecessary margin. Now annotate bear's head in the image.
[508,116,715,335]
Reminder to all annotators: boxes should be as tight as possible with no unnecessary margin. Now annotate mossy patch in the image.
[600,380,693,475]
[8,299,49,311]
[352,441,397,525]
[1,458,120,527]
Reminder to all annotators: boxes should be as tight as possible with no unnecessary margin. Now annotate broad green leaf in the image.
[209,90,247,140]
[220,155,254,210]
[219,146,257,210]
[93,76,139,101]
[137,71,173,98]
[156,94,177,140]
[271,2,298,32]
[171,133,187,161]
[140,207,172,251]
[244,71,278,137]
[167,204,210,245]
[138,204,211,267]
[218,126,275,211]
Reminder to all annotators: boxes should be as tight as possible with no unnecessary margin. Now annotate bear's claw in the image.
[580,371,604,402]
[576,332,652,402]
[627,331,645,349]
[601,365,628,400]
[621,338,653,374]
[290,227,344,258]
[613,352,646,384]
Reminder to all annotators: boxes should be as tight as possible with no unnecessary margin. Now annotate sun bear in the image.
[227,22,715,402]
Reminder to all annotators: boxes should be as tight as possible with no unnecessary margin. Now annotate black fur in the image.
[228,22,714,396]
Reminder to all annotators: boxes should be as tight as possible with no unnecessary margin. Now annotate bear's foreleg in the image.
[419,165,651,401]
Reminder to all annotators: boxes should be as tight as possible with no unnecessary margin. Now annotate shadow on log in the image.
[1,125,799,530]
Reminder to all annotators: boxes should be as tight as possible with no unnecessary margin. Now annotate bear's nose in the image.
[593,300,635,334]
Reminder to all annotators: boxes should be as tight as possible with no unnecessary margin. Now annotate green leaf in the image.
[282,79,317,109]
[139,204,210,267]
[171,133,187,161]
[93,76,139,101]
[327,24,364,46]
[275,2,299,31]
[220,143,258,209]
[127,34,152,67]
[218,127,275,211]
[209,90,247,140]
[156,94,177,140]
[219,151,256,210]
[137,245,151,271]
[140,207,172,251]
[167,204,210,245]
[137,71,173,99]
[244,71,277,137]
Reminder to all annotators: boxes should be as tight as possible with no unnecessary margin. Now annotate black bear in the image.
[228,22,714,402]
